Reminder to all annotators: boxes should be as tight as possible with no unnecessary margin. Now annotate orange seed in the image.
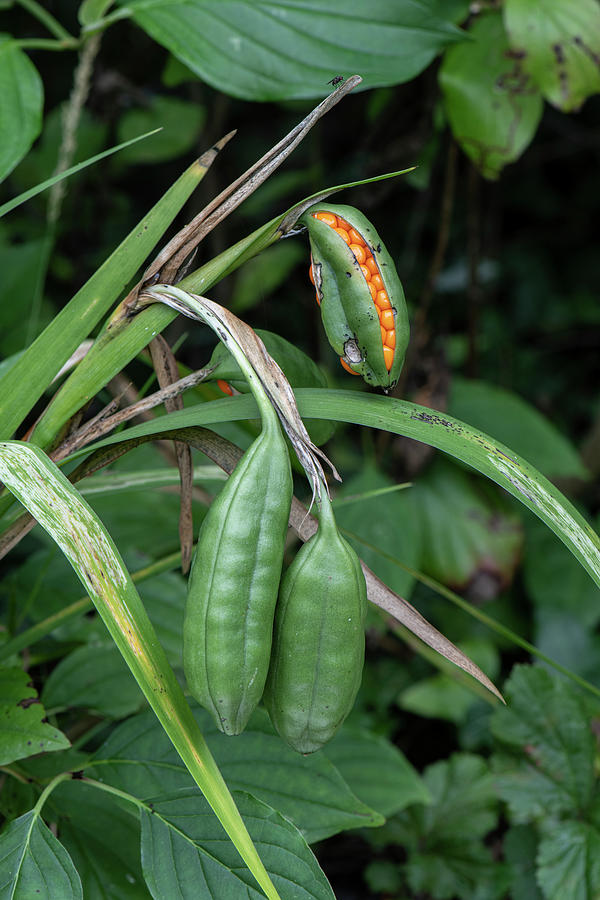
[340,357,360,375]
[314,211,337,227]
[348,243,366,265]
[379,308,395,330]
[334,227,351,244]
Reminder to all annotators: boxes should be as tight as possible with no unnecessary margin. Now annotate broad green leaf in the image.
[406,842,505,900]
[523,515,600,628]
[407,753,498,842]
[448,377,587,480]
[68,388,600,599]
[141,789,335,899]
[411,457,523,594]
[0,238,52,355]
[0,777,37,824]
[0,811,82,899]
[323,727,431,818]
[117,95,205,163]
[0,155,208,441]
[79,0,117,26]
[399,640,500,723]
[537,820,600,900]
[533,610,600,685]
[229,242,305,314]
[368,754,501,900]
[42,644,145,718]
[439,11,543,178]
[52,781,149,900]
[504,0,600,111]
[491,665,597,819]
[503,826,543,900]
[125,0,464,101]
[335,464,421,600]
[0,36,43,182]
[0,666,70,764]
[89,706,382,845]
[0,442,280,900]
[430,0,470,24]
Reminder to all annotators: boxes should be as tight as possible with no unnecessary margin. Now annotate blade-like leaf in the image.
[0,441,280,900]
[0,154,209,440]
[0,128,162,218]
[0,666,70,765]
[0,810,82,899]
[448,377,587,480]
[0,37,43,183]
[70,389,600,592]
[126,0,464,101]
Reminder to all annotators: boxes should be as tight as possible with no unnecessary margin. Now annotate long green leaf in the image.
[66,389,600,590]
[0,128,162,218]
[0,441,281,900]
[0,156,208,441]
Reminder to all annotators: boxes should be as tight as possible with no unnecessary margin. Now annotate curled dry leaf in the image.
[143,285,339,502]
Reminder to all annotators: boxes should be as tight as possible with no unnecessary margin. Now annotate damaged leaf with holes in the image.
[439,10,543,179]
[504,0,600,112]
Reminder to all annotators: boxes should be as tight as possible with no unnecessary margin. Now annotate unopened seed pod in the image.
[300,203,409,389]
[184,412,292,735]
[264,490,367,753]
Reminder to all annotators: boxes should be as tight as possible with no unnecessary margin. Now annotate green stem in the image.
[13,38,80,51]
[81,7,135,35]
[0,550,182,663]
[0,766,30,785]
[15,0,76,41]
[33,772,72,815]
[78,776,146,812]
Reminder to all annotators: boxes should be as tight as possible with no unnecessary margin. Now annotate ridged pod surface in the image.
[300,203,409,389]
[264,491,367,753]
[184,413,292,735]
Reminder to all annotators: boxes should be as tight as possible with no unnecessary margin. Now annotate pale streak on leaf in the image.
[0,442,126,592]
[489,453,600,582]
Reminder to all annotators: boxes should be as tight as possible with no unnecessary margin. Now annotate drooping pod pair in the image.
[300,203,409,390]
[264,489,367,754]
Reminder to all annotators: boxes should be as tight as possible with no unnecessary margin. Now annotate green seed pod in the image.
[299,203,409,390]
[184,412,292,735]
[264,490,367,753]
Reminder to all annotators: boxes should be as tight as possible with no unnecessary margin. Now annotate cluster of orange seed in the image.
[308,211,396,373]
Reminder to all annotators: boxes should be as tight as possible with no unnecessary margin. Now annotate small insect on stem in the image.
[327,76,344,87]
